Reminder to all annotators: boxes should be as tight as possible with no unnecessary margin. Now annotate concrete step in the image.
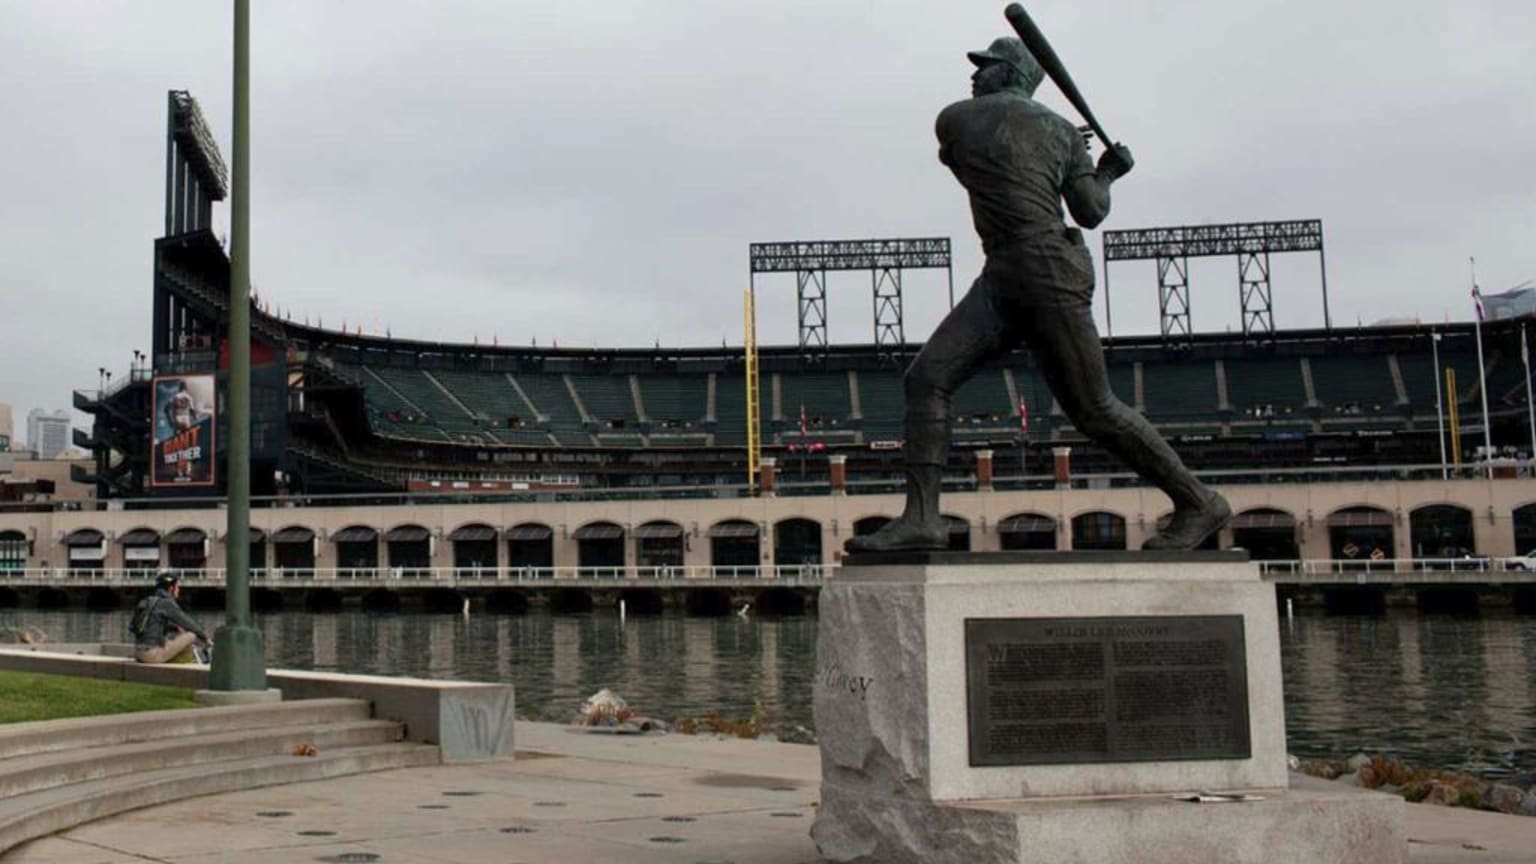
[0,742,440,856]
[0,719,403,800]
[0,698,372,761]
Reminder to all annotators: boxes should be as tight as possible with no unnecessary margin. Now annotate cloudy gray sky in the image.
[2,0,1533,443]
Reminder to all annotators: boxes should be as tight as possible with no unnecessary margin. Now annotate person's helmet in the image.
[154,572,180,590]
[967,36,1044,92]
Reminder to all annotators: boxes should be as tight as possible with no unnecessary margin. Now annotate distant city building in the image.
[1483,286,1536,321]
[26,409,70,460]
[0,403,11,450]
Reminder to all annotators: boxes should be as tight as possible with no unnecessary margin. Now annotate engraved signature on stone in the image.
[818,662,874,701]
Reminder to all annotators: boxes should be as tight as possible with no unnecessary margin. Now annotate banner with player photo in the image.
[151,374,217,487]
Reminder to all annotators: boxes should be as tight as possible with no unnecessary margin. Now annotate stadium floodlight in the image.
[169,90,229,199]
[1101,220,1329,340]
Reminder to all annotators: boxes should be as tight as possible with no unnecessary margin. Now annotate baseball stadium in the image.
[3,91,1535,617]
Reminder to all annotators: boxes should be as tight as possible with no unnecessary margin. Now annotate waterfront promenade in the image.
[7,721,1535,864]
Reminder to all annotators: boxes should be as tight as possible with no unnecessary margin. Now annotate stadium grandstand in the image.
[4,91,1535,605]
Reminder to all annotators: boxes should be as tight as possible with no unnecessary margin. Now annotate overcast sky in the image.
[2,0,1533,442]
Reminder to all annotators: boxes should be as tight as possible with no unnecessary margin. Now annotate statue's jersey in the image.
[936,92,1095,254]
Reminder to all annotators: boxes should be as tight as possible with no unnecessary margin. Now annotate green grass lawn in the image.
[0,670,200,724]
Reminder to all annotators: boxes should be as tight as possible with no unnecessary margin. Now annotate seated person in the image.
[131,573,210,663]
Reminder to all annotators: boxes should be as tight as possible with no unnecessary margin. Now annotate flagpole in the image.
[1523,322,1534,470]
[1431,331,1447,480]
[1471,258,1493,479]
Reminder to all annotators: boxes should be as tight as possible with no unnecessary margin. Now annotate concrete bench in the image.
[0,645,513,763]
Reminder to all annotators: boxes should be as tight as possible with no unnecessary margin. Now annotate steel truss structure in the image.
[749,238,953,362]
[1101,220,1329,340]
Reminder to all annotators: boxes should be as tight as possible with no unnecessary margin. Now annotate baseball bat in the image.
[1003,3,1116,153]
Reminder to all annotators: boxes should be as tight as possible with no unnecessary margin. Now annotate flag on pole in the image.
[1019,399,1029,435]
[1472,283,1486,322]
[799,403,808,438]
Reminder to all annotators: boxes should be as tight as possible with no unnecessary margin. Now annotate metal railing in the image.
[1258,558,1536,584]
[0,564,830,588]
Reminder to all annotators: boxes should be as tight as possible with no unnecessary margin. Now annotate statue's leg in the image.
[844,270,1015,553]
[1023,304,1230,549]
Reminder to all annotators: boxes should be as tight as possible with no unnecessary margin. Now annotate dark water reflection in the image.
[5,608,1532,780]
[1279,612,1535,779]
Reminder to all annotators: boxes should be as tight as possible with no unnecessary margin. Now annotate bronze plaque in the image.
[965,616,1250,766]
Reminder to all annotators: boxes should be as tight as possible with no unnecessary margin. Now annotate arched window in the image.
[1409,505,1474,559]
[332,525,379,576]
[574,522,625,571]
[385,524,432,575]
[506,523,554,573]
[1326,507,1394,562]
[709,520,760,570]
[449,523,498,572]
[0,530,27,572]
[635,521,685,569]
[1229,509,1298,561]
[997,513,1056,551]
[272,526,316,574]
[1071,512,1126,551]
[774,518,823,567]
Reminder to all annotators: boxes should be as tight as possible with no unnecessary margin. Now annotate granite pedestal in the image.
[810,551,1404,864]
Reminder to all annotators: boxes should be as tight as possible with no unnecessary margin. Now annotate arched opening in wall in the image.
[361,588,400,612]
[549,588,594,615]
[449,523,498,576]
[709,520,760,571]
[998,513,1057,551]
[773,518,822,567]
[85,587,121,610]
[35,588,69,609]
[634,521,685,572]
[251,587,284,612]
[486,589,529,614]
[506,523,554,576]
[1327,507,1395,566]
[272,526,316,577]
[0,587,21,608]
[1417,587,1480,615]
[185,588,223,610]
[1071,512,1126,551]
[164,527,207,575]
[305,589,343,613]
[0,530,28,574]
[755,587,807,616]
[622,588,665,615]
[574,522,625,574]
[423,588,464,614]
[333,526,379,578]
[1155,513,1220,550]
[119,527,161,573]
[686,588,733,617]
[385,524,432,578]
[853,516,892,537]
[65,528,106,574]
[1230,509,1298,560]
[1514,504,1536,558]
[943,515,971,552]
[1410,505,1475,559]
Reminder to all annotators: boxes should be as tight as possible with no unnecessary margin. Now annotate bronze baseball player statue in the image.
[847,35,1230,553]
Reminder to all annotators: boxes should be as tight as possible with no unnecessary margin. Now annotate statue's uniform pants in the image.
[904,229,1205,510]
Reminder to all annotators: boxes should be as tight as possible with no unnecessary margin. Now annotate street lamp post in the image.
[207,0,267,693]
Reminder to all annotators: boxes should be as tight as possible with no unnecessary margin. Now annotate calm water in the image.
[5,608,1533,780]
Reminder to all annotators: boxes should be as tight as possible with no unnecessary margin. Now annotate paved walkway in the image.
[6,723,1534,864]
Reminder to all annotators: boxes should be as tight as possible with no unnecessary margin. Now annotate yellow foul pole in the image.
[744,290,761,491]
[1447,367,1461,468]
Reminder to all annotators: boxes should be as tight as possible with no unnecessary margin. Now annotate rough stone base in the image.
[813,779,1405,864]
